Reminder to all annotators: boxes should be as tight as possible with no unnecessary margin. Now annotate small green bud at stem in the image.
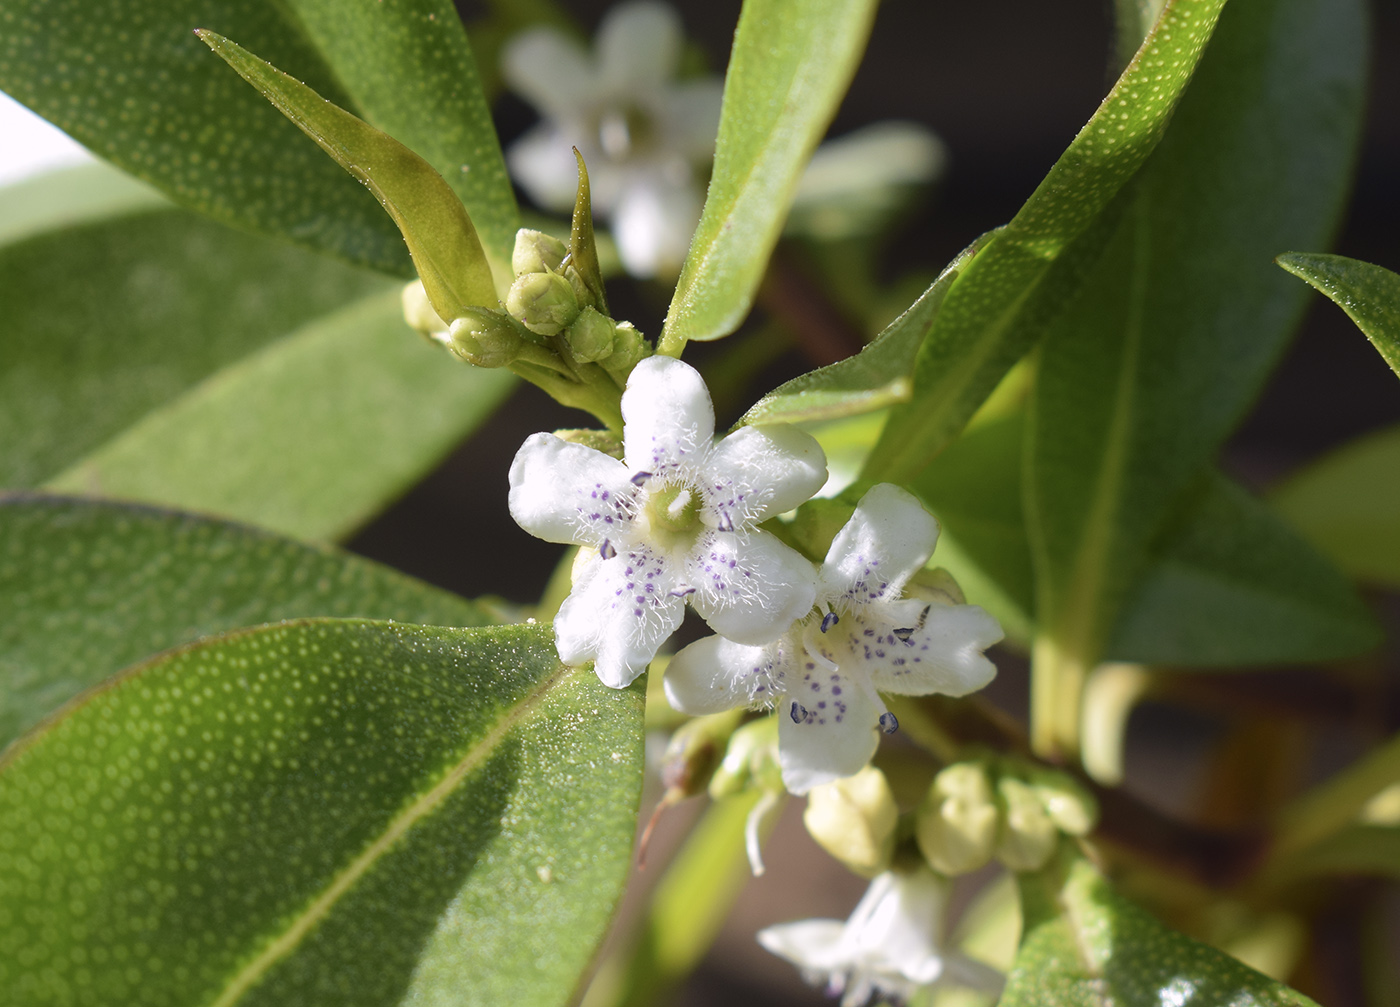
[1027,765,1099,836]
[507,271,580,336]
[448,308,523,367]
[511,228,567,276]
[915,760,999,875]
[803,766,898,877]
[566,306,616,362]
[602,321,650,380]
[710,717,781,799]
[995,776,1058,871]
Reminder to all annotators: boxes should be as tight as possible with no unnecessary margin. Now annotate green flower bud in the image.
[710,716,781,800]
[602,320,650,378]
[1027,765,1099,836]
[995,776,1058,872]
[565,264,598,310]
[566,306,616,363]
[915,761,998,875]
[447,308,523,367]
[660,711,742,799]
[401,279,447,337]
[803,765,898,877]
[507,271,579,336]
[511,228,567,276]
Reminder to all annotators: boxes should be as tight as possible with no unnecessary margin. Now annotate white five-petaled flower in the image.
[501,2,723,279]
[758,865,1004,1007]
[508,355,827,688]
[665,483,1003,794]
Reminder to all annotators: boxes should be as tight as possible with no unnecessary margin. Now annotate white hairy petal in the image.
[777,675,883,795]
[665,635,781,715]
[821,482,939,605]
[508,433,634,547]
[687,530,817,645]
[704,424,829,526]
[621,355,715,475]
[868,603,1003,697]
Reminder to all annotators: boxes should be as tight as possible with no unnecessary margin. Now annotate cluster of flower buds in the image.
[915,757,1097,874]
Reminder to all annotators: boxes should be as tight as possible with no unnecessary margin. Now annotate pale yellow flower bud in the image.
[447,308,522,367]
[511,227,567,276]
[507,271,579,336]
[401,279,448,336]
[803,765,898,877]
[915,761,998,875]
[995,776,1058,872]
[566,306,616,362]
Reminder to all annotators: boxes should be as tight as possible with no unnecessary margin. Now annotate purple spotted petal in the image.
[665,633,794,715]
[621,356,714,478]
[509,433,636,546]
[866,603,1002,698]
[777,673,884,795]
[821,483,939,606]
[702,424,828,528]
[687,529,817,645]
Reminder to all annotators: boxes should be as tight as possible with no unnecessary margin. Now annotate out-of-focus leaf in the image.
[279,0,519,283]
[1112,0,1170,72]
[1107,473,1381,666]
[0,162,167,246]
[0,495,492,750]
[0,208,385,489]
[741,233,992,427]
[45,290,514,543]
[0,1,411,273]
[1282,826,1400,882]
[1276,252,1400,377]
[864,0,1232,483]
[199,32,497,318]
[659,0,878,351]
[1269,424,1400,587]
[1005,853,1319,1006]
[1025,0,1365,678]
[0,620,644,1007]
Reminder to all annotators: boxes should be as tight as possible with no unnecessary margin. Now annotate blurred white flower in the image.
[758,865,1003,1007]
[0,92,92,187]
[501,2,722,279]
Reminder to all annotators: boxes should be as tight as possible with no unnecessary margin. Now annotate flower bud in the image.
[602,320,650,378]
[660,711,741,799]
[915,761,998,875]
[995,776,1058,872]
[511,228,567,276]
[447,308,522,367]
[710,716,781,800]
[566,306,616,362]
[564,264,598,310]
[1027,765,1098,836]
[507,271,579,336]
[803,765,898,877]
[401,279,448,336]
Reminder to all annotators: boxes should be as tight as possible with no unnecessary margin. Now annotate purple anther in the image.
[879,712,899,735]
[790,701,809,724]
[820,612,840,633]
[630,471,653,486]
[893,627,914,642]
[668,587,697,599]
[599,539,616,560]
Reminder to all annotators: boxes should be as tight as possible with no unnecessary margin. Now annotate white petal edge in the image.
[704,423,829,526]
[661,78,725,158]
[612,178,700,279]
[869,603,1002,697]
[778,680,882,794]
[500,28,597,120]
[665,634,779,715]
[595,1,682,93]
[688,530,816,645]
[821,483,939,605]
[508,433,634,546]
[622,355,715,474]
[757,919,847,972]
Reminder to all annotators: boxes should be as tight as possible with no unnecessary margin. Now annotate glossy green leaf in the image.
[44,290,514,543]
[1006,853,1319,1006]
[1276,252,1400,378]
[863,0,1231,482]
[658,0,879,352]
[740,233,992,427]
[0,208,386,489]
[278,0,519,282]
[200,32,498,320]
[0,1,411,273]
[0,620,644,1007]
[0,162,167,246]
[1107,473,1381,666]
[1269,424,1400,587]
[1025,0,1365,672]
[0,494,492,751]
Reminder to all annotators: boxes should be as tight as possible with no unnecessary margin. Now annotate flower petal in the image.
[501,28,597,120]
[687,530,816,645]
[867,603,1002,697]
[703,424,829,527]
[621,355,715,475]
[612,178,700,279]
[595,1,682,93]
[509,433,636,546]
[661,78,724,158]
[554,548,684,688]
[507,124,586,213]
[757,919,848,973]
[665,634,787,714]
[778,671,883,794]
[821,483,939,605]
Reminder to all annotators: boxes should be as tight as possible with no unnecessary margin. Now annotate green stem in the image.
[1268,731,1400,862]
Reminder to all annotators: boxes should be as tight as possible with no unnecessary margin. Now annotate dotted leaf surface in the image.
[660,0,879,350]
[864,0,1230,482]
[0,495,493,750]
[1276,252,1400,378]
[0,0,412,274]
[0,619,644,1007]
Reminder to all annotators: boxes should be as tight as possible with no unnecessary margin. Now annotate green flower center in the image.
[644,482,704,550]
[597,104,657,159]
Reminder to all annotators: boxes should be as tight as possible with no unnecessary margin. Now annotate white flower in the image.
[758,866,1004,1007]
[508,355,827,688]
[665,483,1003,794]
[501,2,722,278]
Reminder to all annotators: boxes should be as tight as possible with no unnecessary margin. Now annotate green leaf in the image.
[863,0,1232,482]
[0,3,411,273]
[1006,853,1319,1006]
[0,162,167,246]
[658,0,879,352]
[1276,252,1400,378]
[276,0,519,282]
[740,232,993,427]
[1107,473,1381,666]
[0,208,386,489]
[0,619,644,1007]
[569,151,610,316]
[0,494,492,750]
[44,290,514,543]
[1025,0,1366,673]
[199,31,498,320]
[1269,424,1400,587]
[1282,825,1400,882]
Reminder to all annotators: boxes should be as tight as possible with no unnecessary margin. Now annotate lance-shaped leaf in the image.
[277,0,519,282]
[44,290,514,543]
[0,620,644,1007]
[863,0,1231,482]
[199,31,498,319]
[1276,252,1400,378]
[658,0,878,352]
[1269,424,1400,588]
[0,207,385,489]
[1005,852,1319,1006]
[569,150,609,316]
[0,495,493,749]
[0,1,410,274]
